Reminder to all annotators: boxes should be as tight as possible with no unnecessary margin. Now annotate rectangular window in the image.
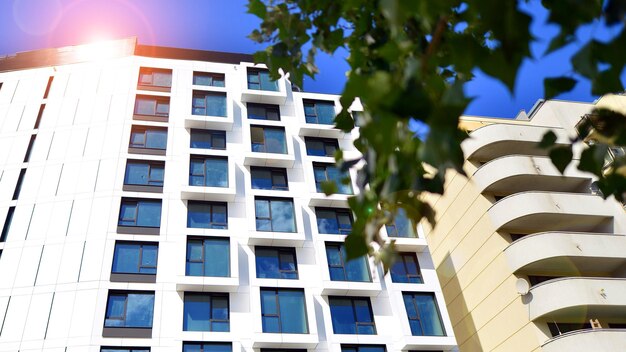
[134,95,170,119]
[326,243,371,282]
[190,156,228,187]
[315,208,353,235]
[255,247,298,279]
[341,346,386,352]
[12,169,26,200]
[186,237,230,277]
[254,197,296,233]
[313,163,352,195]
[183,293,229,332]
[43,76,54,99]
[187,201,228,229]
[118,199,162,228]
[385,208,416,238]
[129,126,168,152]
[104,291,155,328]
[402,292,445,336]
[34,104,45,129]
[192,91,227,117]
[183,343,232,352]
[250,126,287,154]
[24,135,36,162]
[251,167,288,190]
[390,253,423,284]
[352,111,365,127]
[247,103,280,121]
[193,72,225,87]
[0,207,15,242]
[304,137,339,157]
[247,68,278,91]
[303,99,336,125]
[260,288,308,334]
[547,322,591,337]
[101,348,150,352]
[124,160,165,187]
[112,242,158,275]
[329,297,376,335]
[190,129,226,150]
[138,67,172,89]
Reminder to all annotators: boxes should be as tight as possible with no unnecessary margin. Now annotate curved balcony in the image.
[462,124,570,162]
[504,232,626,274]
[473,155,590,195]
[541,329,626,352]
[528,277,626,321]
[488,192,612,233]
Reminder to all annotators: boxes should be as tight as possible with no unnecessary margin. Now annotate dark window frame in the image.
[329,296,377,335]
[250,125,287,154]
[185,236,231,277]
[315,207,354,235]
[192,90,227,117]
[247,68,279,91]
[250,167,289,191]
[101,347,151,352]
[103,290,155,329]
[129,126,168,155]
[187,201,228,229]
[193,71,226,87]
[123,160,165,188]
[255,246,299,279]
[111,241,158,275]
[325,242,372,282]
[402,292,446,336]
[260,287,309,334]
[118,199,162,229]
[247,103,281,121]
[189,155,229,188]
[182,342,232,352]
[341,345,387,352]
[390,253,423,284]
[313,162,353,194]
[138,67,172,90]
[183,292,230,332]
[134,95,170,121]
[303,99,336,125]
[304,137,339,157]
[254,197,297,233]
[190,129,226,150]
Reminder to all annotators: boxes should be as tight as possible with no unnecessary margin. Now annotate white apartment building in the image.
[0,38,456,352]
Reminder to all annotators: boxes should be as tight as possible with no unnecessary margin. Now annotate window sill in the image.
[110,273,157,283]
[128,147,166,156]
[123,184,163,193]
[133,114,169,123]
[136,84,171,93]
[102,327,152,338]
[117,226,160,235]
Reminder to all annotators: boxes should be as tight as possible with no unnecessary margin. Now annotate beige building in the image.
[423,96,626,351]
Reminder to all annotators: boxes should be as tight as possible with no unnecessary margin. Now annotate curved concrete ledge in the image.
[542,329,626,352]
[504,232,626,274]
[529,277,626,321]
[463,124,570,162]
[488,192,613,233]
[473,155,590,195]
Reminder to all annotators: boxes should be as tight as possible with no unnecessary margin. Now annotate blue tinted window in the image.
[341,346,386,352]
[104,292,154,328]
[329,297,376,335]
[187,201,228,229]
[193,72,225,87]
[261,288,308,333]
[112,242,158,275]
[304,137,339,157]
[402,292,445,336]
[316,208,353,234]
[138,67,172,88]
[255,198,296,233]
[124,161,164,186]
[326,243,371,282]
[390,253,423,284]
[130,127,167,150]
[303,100,335,125]
[118,199,162,228]
[190,157,228,187]
[192,91,227,117]
[247,69,278,91]
[101,348,150,352]
[255,247,298,279]
[251,167,288,190]
[385,208,416,238]
[183,293,229,332]
[135,95,169,117]
[313,163,352,195]
[247,103,280,120]
[251,126,287,154]
[186,237,230,277]
[183,343,232,352]
[190,129,226,149]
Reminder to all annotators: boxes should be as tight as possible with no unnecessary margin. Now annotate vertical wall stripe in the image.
[33,245,45,286]
[93,160,101,192]
[77,241,86,282]
[23,205,35,241]
[23,134,36,162]
[45,132,55,160]
[65,200,74,237]
[82,128,90,156]
[43,76,54,99]
[10,81,19,103]
[15,106,25,132]
[0,296,10,336]
[33,104,45,129]
[43,292,55,339]
[71,100,79,125]
[55,164,64,196]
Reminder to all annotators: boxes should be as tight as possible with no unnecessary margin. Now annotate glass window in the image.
[402,292,445,336]
[112,242,158,275]
[183,293,229,332]
[329,297,376,335]
[190,156,228,187]
[341,346,386,352]
[138,67,172,88]
[183,343,232,352]
[247,69,279,91]
[104,291,155,328]
[260,288,308,333]
[193,72,225,87]
[118,199,162,228]
[101,348,150,352]
[315,208,353,234]
[313,163,353,195]
[190,129,226,150]
[255,247,298,279]
[187,201,228,229]
[304,137,339,157]
[390,253,423,283]
[303,100,336,125]
[192,91,227,117]
[251,126,287,154]
[129,127,168,150]
[251,167,288,190]
[254,197,296,233]
[247,103,280,121]
[134,95,170,117]
[186,237,230,277]
[124,160,164,187]
[326,243,371,282]
[385,208,416,238]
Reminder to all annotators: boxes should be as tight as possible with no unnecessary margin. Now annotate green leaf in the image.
[544,77,577,99]
[549,146,573,174]
[578,144,608,176]
[538,131,557,149]
[320,181,338,195]
[247,0,267,18]
[591,69,625,96]
[344,233,369,261]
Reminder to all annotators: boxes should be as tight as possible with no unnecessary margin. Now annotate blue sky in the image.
[0,0,623,118]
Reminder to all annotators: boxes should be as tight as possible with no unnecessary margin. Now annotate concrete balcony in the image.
[541,329,626,352]
[252,333,319,349]
[472,155,590,195]
[528,277,626,321]
[488,192,613,233]
[175,275,239,293]
[247,230,307,247]
[463,124,570,162]
[400,336,459,352]
[181,185,236,202]
[298,123,346,139]
[505,232,626,274]
[244,151,296,168]
[320,280,383,296]
[308,193,350,207]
